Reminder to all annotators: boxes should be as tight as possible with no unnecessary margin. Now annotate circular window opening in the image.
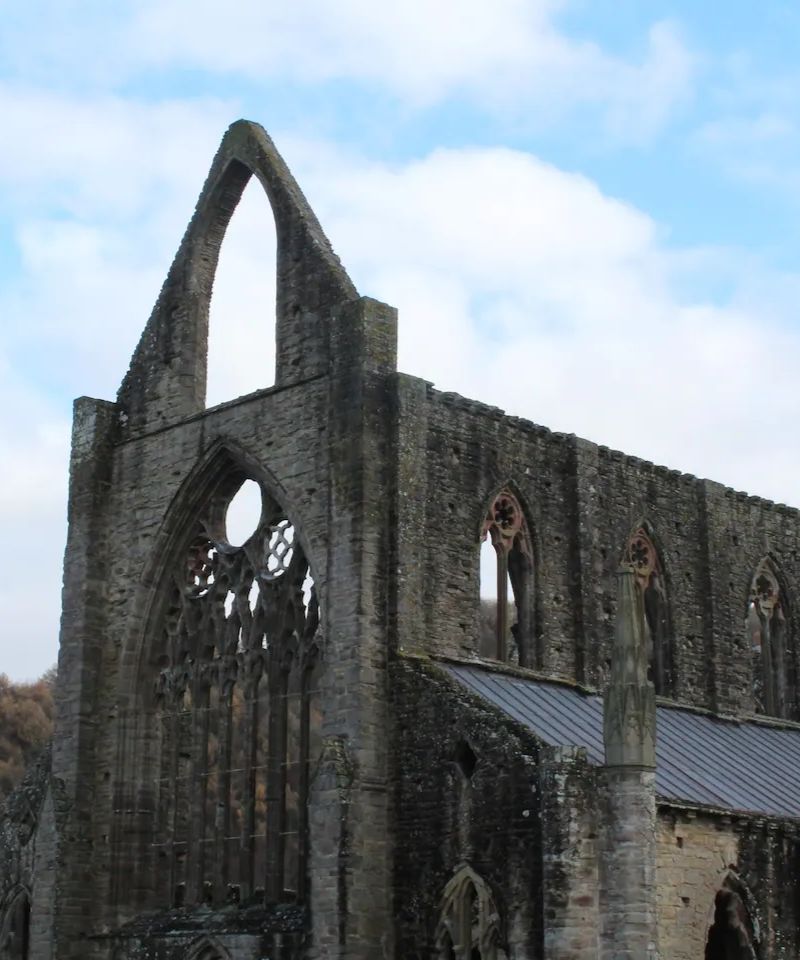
[224,479,262,547]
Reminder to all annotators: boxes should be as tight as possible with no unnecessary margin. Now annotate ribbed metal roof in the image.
[444,663,800,820]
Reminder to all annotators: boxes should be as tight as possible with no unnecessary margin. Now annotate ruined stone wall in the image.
[0,751,62,959]
[92,377,334,926]
[656,809,800,959]
[53,328,398,960]
[51,121,398,960]
[391,657,543,960]
[39,118,800,960]
[392,376,800,716]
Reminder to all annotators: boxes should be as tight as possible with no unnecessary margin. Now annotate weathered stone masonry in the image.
[4,119,800,959]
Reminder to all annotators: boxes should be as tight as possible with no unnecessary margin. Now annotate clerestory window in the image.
[747,558,794,718]
[479,490,533,666]
[623,525,673,696]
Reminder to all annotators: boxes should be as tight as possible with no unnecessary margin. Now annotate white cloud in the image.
[692,53,800,197]
[0,2,694,143]
[3,105,800,680]
[0,360,69,682]
[0,85,236,219]
[280,137,800,507]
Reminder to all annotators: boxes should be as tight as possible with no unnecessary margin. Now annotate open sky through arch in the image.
[2,1,800,678]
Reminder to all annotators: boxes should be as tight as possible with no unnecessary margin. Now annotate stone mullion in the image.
[509,546,532,668]
[496,547,509,661]
[166,696,182,906]
[762,616,775,715]
[457,893,470,960]
[214,682,235,904]
[175,697,195,903]
[297,666,312,902]
[265,667,289,900]
[186,677,211,904]
[239,675,260,898]
[773,614,787,717]
[153,703,174,906]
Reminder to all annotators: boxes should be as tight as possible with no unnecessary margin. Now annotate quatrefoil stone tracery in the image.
[484,492,527,554]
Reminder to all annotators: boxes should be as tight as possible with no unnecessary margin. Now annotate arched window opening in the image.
[435,866,506,960]
[623,526,672,696]
[152,476,321,909]
[704,878,758,960]
[480,491,533,666]
[747,559,793,718]
[0,889,30,960]
[187,937,231,960]
[206,177,278,408]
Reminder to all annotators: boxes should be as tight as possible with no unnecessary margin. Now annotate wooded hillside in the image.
[0,669,55,800]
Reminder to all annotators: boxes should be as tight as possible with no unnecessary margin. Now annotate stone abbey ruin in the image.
[1,119,799,959]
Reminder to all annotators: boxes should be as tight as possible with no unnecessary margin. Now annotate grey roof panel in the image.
[444,663,800,820]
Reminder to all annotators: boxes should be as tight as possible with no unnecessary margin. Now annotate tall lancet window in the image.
[747,559,793,718]
[151,475,322,909]
[480,490,533,666]
[623,526,673,695]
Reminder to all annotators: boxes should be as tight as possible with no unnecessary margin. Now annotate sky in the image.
[2,1,800,680]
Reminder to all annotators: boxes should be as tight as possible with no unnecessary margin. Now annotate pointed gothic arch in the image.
[435,865,506,960]
[117,120,359,432]
[746,557,795,718]
[118,437,321,703]
[0,887,30,960]
[479,486,535,666]
[704,871,759,960]
[115,439,323,913]
[186,935,232,960]
[622,522,673,696]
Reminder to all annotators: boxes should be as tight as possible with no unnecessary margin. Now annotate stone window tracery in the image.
[187,937,231,960]
[435,866,506,960]
[152,478,321,908]
[747,559,793,718]
[623,526,672,695]
[480,490,533,666]
[0,889,30,960]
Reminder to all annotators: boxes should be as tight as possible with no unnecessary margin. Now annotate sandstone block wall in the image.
[657,810,800,959]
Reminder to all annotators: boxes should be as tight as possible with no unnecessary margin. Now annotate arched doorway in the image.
[704,882,758,960]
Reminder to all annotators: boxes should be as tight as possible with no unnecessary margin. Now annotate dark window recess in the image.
[454,740,477,780]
